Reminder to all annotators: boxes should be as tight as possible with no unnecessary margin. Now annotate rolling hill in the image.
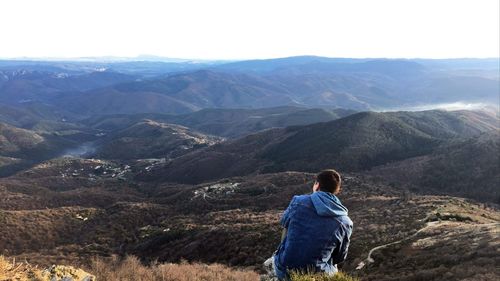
[0,121,96,176]
[139,110,499,186]
[93,120,222,160]
[369,130,500,203]
[0,122,45,156]
[166,107,356,138]
[57,87,199,115]
[84,106,356,138]
[0,102,74,129]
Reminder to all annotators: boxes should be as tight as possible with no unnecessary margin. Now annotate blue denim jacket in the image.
[274,191,353,280]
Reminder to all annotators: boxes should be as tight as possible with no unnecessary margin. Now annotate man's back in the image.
[274,191,353,278]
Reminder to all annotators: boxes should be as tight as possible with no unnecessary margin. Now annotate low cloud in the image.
[381,102,498,112]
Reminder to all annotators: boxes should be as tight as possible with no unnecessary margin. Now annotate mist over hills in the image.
[0,56,499,280]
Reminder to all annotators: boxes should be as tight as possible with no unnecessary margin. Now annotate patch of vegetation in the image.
[430,212,473,222]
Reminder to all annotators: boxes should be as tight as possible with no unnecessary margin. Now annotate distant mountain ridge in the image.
[1,56,498,116]
[0,69,137,105]
[52,66,499,115]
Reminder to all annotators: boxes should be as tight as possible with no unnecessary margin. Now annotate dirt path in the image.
[356,219,500,270]
[355,220,438,270]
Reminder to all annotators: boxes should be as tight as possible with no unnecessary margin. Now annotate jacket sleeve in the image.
[330,223,353,265]
[280,196,297,228]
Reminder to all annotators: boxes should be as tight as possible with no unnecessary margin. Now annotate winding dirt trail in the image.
[355,219,438,270]
[356,218,500,270]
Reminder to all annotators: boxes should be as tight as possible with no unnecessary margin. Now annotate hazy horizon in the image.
[1,54,500,62]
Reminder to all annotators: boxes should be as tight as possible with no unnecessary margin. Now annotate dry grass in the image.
[289,271,359,281]
[88,255,259,281]
[1,255,259,281]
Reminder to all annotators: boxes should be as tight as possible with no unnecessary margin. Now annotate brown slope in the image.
[0,122,45,156]
[94,120,222,160]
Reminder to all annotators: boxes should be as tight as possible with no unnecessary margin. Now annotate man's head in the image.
[313,169,342,194]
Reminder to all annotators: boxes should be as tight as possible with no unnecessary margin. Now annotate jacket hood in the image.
[311,191,348,217]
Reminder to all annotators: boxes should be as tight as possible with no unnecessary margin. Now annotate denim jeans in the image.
[273,254,289,280]
[271,253,338,280]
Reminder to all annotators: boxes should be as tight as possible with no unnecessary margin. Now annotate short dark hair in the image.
[316,169,341,193]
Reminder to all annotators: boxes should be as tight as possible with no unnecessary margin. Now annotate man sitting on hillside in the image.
[271,169,353,280]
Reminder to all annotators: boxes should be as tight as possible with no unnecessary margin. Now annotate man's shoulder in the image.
[337,214,354,228]
[291,194,313,205]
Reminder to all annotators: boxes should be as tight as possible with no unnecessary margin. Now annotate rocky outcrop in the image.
[0,256,94,281]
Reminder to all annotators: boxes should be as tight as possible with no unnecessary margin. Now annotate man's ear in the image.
[334,185,342,195]
[313,181,320,192]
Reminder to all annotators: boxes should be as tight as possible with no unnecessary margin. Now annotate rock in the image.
[40,265,95,281]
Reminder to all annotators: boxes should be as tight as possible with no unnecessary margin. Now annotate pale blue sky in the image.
[0,0,498,59]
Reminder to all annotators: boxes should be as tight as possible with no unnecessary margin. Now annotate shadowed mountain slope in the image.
[140,110,498,184]
[370,130,500,203]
